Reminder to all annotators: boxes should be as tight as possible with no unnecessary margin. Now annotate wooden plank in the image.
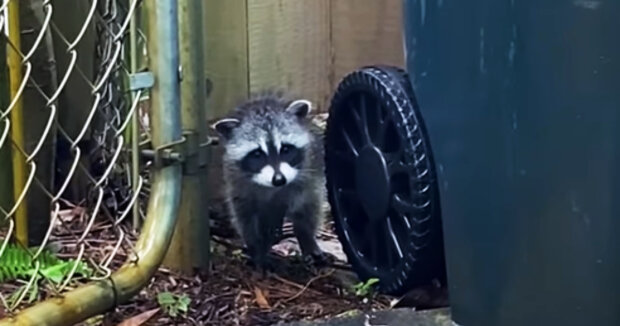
[202,1,251,230]
[331,0,405,88]
[203,0,249,119]
[247,0,331,111]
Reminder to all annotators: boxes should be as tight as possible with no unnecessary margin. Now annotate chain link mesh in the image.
[0,0,149,315]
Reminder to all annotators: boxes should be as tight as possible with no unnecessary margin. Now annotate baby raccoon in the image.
[212,92,330,271]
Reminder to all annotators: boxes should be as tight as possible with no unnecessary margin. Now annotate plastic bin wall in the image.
[402,1,620,325]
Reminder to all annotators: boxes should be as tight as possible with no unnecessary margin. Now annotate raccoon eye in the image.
[280,144,295,154]
[250,149,264,157]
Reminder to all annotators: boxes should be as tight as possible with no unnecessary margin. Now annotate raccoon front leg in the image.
[289,201,333,267]
[236,215,273,273]
[239,212,286,274]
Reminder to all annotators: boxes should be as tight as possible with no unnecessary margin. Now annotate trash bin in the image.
[403,0,620,325]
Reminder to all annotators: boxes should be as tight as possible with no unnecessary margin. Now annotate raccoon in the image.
[212,92,330,271]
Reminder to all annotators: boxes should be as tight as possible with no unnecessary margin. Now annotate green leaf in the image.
[168,307,178,318]
[157,292,176,305]
[352,278,380,297]
[27,282,39,303]
[0,241,92,284]
[157,292,191,318]
[40,261,71,284]
[177,295,191,312]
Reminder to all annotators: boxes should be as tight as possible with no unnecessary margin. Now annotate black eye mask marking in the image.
[238,142,305,175]
[240,148,267,173]
[280,143,303,167]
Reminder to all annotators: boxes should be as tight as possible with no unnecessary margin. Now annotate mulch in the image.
[0,201,447,326]
[89,216,396,326]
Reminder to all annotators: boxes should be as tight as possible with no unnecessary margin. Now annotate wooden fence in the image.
[203,0,405,118]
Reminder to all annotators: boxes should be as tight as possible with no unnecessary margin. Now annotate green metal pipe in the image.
[0,1,182,325]
[129,2,141,230]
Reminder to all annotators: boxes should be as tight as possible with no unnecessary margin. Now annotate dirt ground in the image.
[86,220,397,326]
[0,204,448,326]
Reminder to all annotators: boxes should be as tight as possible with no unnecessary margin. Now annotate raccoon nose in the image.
[272,172,286,187]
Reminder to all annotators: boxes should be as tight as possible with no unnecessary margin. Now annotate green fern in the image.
[0,242,92,284]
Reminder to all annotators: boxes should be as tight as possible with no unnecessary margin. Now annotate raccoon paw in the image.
[303,251,336,268]
[247,257,275,276]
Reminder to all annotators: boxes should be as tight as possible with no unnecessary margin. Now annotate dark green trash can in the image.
[403,1,620,325]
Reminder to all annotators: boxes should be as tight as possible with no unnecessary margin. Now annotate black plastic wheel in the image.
[325,65,445,296]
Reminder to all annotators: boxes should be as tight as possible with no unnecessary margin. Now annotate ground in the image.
[0,205,448,326]
[79,219,400,326]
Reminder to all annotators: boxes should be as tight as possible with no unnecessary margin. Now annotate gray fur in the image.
[213,91,328,270]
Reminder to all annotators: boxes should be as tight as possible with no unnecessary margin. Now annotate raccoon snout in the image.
[272,172,286,187]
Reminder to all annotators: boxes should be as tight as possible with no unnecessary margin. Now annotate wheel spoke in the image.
[331,149,355,166]
[343,225,366,260]
[350,102,371,144]
[359,96,372,143]
[379,221,394,268]
[340,188,356,198]
[359,95,368,124]
[375,101,385,126]
[374,120,387,148]
[342,129,359,157]
[338,188,358,204]
[336,188,355,221]
[384,145,404,164]
[385,217,404,259]
[366,222,380,265]
[388,160,412,176]
[374,105,389,147]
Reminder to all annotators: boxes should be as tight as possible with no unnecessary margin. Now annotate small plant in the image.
[231,249,244,261]
[157,291,191,318]
[352,278,379,297]
[0,242,92,283]
[0,242,93,308]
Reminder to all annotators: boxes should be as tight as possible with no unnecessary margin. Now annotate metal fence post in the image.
[128,2,142,230]
[0,7,14,222]
[6,0,29,246]
[162,0,210,273]
[0,0,183,324]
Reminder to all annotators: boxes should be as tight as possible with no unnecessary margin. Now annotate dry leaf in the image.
[253,287,271,309]
[57,206,87,224]
[116,308,160,326]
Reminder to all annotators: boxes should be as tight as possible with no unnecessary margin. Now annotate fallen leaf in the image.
[254,287,271,309]
[116,308,160,326]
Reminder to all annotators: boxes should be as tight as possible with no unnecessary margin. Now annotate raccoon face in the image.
[240,140,304,187]
[213,99,313,188]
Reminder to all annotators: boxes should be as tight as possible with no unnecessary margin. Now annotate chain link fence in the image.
[0,0,152,320]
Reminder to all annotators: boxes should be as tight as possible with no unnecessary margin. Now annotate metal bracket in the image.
[140,132,216,173]
[141,137,185,168]
[129,71,155,91]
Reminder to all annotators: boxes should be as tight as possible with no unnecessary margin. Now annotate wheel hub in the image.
[355,146,391,221]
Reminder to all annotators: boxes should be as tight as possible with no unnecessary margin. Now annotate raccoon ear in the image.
[286,99,312,119]
[211,118,240,140]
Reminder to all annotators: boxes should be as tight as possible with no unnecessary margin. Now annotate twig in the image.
[273,269,335,307]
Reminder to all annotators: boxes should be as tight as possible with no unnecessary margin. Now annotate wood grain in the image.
[247,0,331,111]
[330,0,405,88]
[203,0,249,119]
